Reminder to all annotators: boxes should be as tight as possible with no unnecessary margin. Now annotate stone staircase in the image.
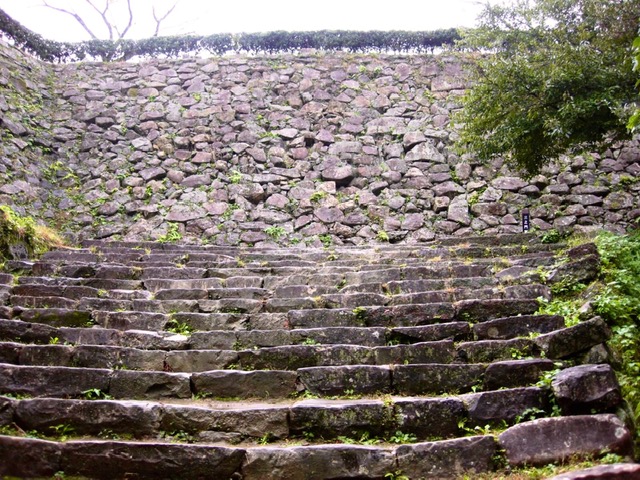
[0,233,635,479]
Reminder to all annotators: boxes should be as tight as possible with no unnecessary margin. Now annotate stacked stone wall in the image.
[0,39,638,246]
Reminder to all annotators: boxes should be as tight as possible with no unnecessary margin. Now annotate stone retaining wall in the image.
[1,39,638,246]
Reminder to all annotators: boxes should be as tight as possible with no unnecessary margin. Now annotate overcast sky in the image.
[0,0,500,41]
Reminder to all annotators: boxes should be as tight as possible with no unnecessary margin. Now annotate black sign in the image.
[522,209,530,232]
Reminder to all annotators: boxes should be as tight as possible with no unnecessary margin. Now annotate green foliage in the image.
[264,225,286,240]
[629,36,640,132]
[376,230,390,242]
[229,170,243,184]
[456,0,639,175]
[165,319,194,336]
[81,388,112,400]
[591,231,640,422]
[388,430,417,444]
[0,205,65,262]
[540,229,564,244]
[0,9,459,61]
[309,191,327,203]
[536,297,582,326]
[385,471,410,480]
[157,223,182,243]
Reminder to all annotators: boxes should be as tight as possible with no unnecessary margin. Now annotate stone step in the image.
[0,412,630,480]
[288,299,540,329]
[2,339,545,372]
[0,355,561,400]
[0,318,475,351]
[0,387,549,446]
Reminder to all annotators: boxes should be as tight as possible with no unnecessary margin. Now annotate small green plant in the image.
[258,432,275,445]
[264,225,286,240]
[48,337,60,345]
[157,223,182,243]
[338,431,380,445]
[229,170,243,184]
[541,229,564,244]
[82,388,112,400]
[302,337,319,346]
[165,319,194,336]
[309,191,327,203]
[388,431,417,444]
[352,306,368,324]
[385,471,410,480]
[50,424,75,441]
[319,234,332,248]
[376,230,390,242]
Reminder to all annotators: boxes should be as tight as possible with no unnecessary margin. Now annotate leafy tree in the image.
[629,36,640,133]
[41,0,178,41]
[455,0,640,175]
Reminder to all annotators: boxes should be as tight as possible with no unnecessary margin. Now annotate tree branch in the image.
[152,2,177,37]
[85,0,113,40]
[117,0,134,40]
[42,1,99,40]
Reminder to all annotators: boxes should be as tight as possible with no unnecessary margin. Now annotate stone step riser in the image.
[0,338,550,372]
[0,361,558,400]
[0,319,484,350]
[1,388,549,444]
[1,414,630,480]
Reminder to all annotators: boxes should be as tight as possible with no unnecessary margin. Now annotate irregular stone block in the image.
[291,327,385,347]
[484,359,556,390]
[396,436,497,478]
[389,322,471,343]
[164,350,238,372]
[19,344,74,367]
[473,314,565,340]
[110,370,191,399]
[0,364,110,398]
[290,399,394,437]
[191,370,298,399]
[393,364,486,395]
[374,340,455,365]
[299,365,391,396]
[498,414,633,467]
[16,398,162,437]
[534,317,611,359]
[242,445,395,480]
[548,463,640,480]
[456,338,537,363]
[0,437,61,477]
[17,308,92,328]
[455,299,540,322]
[552,364,622,414]
[160,404,289,439]
[0,395,15,425]
[394,397,466,438]
[61,441,244,479]
[461,387,548,425]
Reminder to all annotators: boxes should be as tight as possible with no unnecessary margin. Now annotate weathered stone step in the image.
[0,318,474,351]
[18,275,144,290]
[340,276,497,294]
[0,412,631,480]
[299,360,558,396]
[2,339,543,372]
[288,299,540,328]
[0,387,549,445]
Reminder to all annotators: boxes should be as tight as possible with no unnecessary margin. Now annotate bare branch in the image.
[118,0,134,40]
[85,0,113,40]
[152,2,178,37]
[42,1,99,40]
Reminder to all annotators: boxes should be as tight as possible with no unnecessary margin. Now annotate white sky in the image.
[0,0,500,41]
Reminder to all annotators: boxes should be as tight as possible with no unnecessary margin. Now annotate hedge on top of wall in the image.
[0,7,460,62]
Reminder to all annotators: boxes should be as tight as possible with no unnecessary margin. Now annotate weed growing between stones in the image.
[536,230,640,441]
[0,205,66,262]
[157,223,182,243]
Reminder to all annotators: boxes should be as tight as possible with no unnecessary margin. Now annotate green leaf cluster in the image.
[456,0,640,175]
[0,7,460,62]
